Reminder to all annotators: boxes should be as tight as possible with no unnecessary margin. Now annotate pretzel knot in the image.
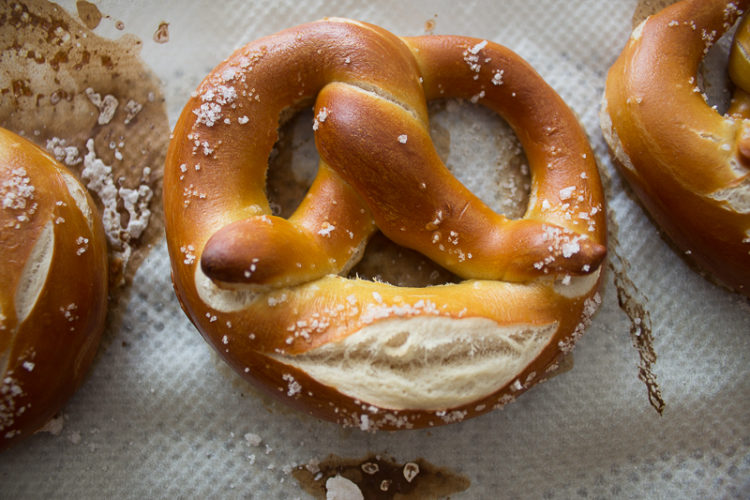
[164,18,607,430]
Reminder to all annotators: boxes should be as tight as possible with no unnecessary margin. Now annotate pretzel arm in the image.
[201,161,375,288]
[314,82,605,281]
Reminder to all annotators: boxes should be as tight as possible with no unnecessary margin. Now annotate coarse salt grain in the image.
[85,88,119,125]
[46,137,82,166]
[282,374,301,397]
[470,90,485,103]
[318,223,335,237]
[244,432,262,446]
[492,69,504,85]
[82,139,153,272]
[559,186,575,200]
[561,240,581,258]
[123,99,143,125]
[1,168,38,229]
[313,107,329,131]
[468,40,488,54]
[326,475,364,500]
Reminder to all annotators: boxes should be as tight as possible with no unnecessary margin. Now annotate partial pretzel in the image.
[164,19,607,430]
[602,0,750,296]
[0,127,108,450]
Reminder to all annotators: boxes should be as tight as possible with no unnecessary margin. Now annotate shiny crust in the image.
[0,128,108,449]
[602,0,750,296]
[164,19,607,430]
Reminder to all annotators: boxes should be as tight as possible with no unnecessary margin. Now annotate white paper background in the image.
[1,1,749,498]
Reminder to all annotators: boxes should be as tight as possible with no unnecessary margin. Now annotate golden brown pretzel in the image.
[1,127,108,449]
[602,0,750,296]
[164,19,607,430]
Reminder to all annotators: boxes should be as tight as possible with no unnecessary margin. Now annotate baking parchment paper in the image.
[1,0,749,498]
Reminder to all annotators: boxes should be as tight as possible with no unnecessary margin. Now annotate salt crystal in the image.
[403,462,420,482]
[468,40,488,54]
[559,186,575,200]
[561,240,580,258]
[318,223,335,237]
[491,69,504,85]
[123,99,143,125]
[244,432,262,446]
[361,462,379,474]
[85,88,119,125]
[326,475,364,500]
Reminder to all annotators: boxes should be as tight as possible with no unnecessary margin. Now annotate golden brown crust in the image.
[0,127,108,450]
[602,0,750,296]
[164,19,607,430]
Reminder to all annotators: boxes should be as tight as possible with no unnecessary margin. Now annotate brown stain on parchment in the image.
[606,204,665,415]
[153,21,169,44]
[75,0,101,30]
[424,15,437,35]
[0,0,169,290]
[293,454,470,500]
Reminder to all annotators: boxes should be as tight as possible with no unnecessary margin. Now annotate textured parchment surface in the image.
[1,1,748,498]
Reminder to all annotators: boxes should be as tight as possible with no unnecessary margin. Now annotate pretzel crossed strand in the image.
[165,19,607,429]
[196,22,605,289]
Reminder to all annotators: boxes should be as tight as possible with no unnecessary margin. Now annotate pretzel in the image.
[602,0,750,296]
[164,19,607,430]
[0,127,108,449]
